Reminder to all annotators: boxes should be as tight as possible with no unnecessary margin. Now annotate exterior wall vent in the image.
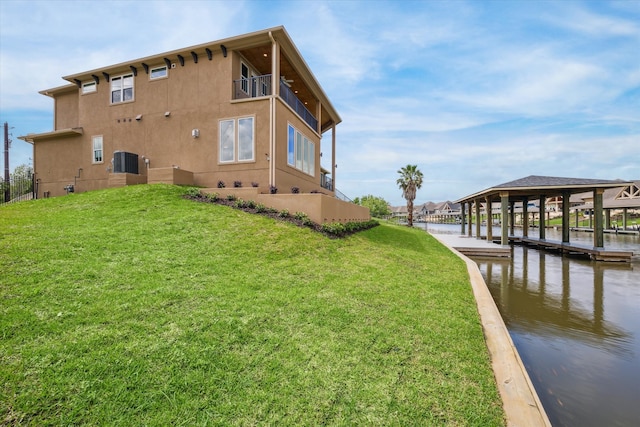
[113,151,139,174]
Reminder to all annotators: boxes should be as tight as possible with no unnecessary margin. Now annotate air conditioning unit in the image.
[113,151,139,174]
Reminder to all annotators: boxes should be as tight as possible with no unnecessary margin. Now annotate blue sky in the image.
[1,0,638,206]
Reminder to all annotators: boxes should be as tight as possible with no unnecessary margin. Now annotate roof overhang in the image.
[50,26,340,129]
[19,127,83,144]
[456,175,634,204]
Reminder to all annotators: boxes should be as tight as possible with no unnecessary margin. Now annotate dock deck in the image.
[499,236,634,262]
[430,234,511,258]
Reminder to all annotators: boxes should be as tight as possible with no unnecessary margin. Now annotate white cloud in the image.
[0,0,638,205]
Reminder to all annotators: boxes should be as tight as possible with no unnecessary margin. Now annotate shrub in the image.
[217,180,226,188]
[278,209,289,218]
[269,185,278,194]
[185,187,201,197]
[251,182,259,188]
[234,198,247,209]
[255,203,266,213]
[294,212,313,226]
[233,181,242,188]
[246,200,256,209]
[206,193,219,202]
[226,194,237,201]
[322,222,346,236]
[291,186,300,194]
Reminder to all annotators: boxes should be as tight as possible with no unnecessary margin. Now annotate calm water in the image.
[421,223,640,427]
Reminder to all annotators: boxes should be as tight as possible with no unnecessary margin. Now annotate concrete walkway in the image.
[430,233,552,427]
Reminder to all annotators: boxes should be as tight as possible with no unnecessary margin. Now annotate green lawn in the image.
[1,184,504,426]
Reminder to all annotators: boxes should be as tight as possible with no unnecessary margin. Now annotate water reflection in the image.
[477,247,640,427]
[421,224,640,427]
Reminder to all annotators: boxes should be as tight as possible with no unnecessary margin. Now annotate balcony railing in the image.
[233,74,319,132]
[233,75,272,99]
[279,81,318,130]
[321,174,333,191]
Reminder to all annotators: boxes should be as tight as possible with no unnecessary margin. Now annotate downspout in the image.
[268,31,277,188]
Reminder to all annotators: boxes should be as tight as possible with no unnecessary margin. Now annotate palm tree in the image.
[396,164,423,227]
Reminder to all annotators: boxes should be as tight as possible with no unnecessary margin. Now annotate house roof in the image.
[569,180,640,209]
[456,175,633,204]
[39,26,341,130]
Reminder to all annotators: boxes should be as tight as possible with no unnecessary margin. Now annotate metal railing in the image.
[1,174,35,205]
[232,74,318,131]
[233,75,273,99]
[334,188,352,203]
[321,174,333,191]
[279,81,318,130]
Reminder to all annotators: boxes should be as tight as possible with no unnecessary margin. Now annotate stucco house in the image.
[19,26,369,223]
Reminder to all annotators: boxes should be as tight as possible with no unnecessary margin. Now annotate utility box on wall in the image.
[113,151,139,174]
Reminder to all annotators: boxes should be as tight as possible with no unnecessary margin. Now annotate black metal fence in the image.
[1,173,35,205]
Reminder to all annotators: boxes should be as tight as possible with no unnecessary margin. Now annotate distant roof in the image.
[570,180,640,209]
[456,175,634,204]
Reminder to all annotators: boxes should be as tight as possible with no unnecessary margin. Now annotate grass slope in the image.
[1,185,504,426]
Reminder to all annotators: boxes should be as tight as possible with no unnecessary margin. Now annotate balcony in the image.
[279,81,318,131]
[233,74,318,131]
[233,74,272,99]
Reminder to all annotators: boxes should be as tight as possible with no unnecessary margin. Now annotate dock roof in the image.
[456,175,634,204]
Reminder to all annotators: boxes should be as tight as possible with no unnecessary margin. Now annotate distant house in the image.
[18,26,370,223]
[389,205,408,221]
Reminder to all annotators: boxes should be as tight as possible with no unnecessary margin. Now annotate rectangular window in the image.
[238,117,254,161]
[92,136,103,163]
[287,125,295,166]
[219,117,255,163]
[219,120,235,163]
[150,65,168,80]
[111,73,134,104]
[287,124,315,176]
[82,81,96,94]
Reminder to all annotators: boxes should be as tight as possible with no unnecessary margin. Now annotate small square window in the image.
[82,81,97,94]
[150,66,168,80]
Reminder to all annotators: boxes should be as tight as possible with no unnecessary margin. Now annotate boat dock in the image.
[430,233,511,258]
[506,236,634,262]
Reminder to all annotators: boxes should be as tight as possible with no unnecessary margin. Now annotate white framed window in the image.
[92,136,103,164]
[82,81,97,94]
[219,117,255,163]
[287,124,315,176]
[111,73,134,104]
[150,65,168,80]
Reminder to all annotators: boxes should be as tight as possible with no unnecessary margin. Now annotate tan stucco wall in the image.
[55,90,79,129]
[31,36,338,201]
[273,99,328,194]
[204,187,370,224]
[148,167,194,186]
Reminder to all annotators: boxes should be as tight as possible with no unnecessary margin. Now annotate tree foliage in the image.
[353,194,391,218]
[396,164,423,227]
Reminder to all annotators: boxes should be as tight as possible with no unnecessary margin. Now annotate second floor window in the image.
[111,74,134,104]
[150,65,168,80]
[82,81,96,94]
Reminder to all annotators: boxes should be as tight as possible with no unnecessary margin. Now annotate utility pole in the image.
[4,122,10,203]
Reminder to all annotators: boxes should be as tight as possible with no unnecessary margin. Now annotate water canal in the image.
[420,223,640,426]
